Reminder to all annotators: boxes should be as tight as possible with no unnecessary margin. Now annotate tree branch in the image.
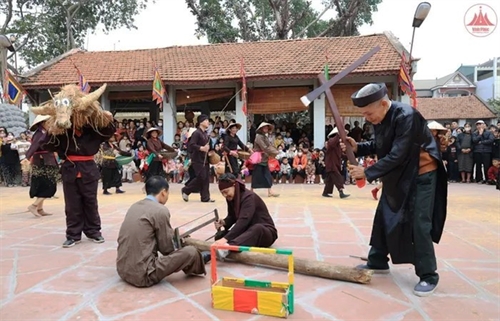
[1,0,13,34]
[295,2,332,38]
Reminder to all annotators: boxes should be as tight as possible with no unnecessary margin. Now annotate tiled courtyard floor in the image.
[0,181,499,320]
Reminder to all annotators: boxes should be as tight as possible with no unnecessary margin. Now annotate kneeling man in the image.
[117,176,210,287]
[214,173,278,258]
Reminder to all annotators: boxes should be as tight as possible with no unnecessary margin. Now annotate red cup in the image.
[356,178,366,188]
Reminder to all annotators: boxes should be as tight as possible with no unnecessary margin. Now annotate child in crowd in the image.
[306,159,316,184]
[279,157,292,183]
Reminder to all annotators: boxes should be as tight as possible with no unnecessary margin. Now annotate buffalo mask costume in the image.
[30,84,111,136]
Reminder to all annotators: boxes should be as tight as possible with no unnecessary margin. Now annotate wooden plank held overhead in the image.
[175,89,234,106]
[325,84,393,117]
[248,87,310,115]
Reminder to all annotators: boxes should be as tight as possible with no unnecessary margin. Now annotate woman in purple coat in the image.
[23,115,59,217]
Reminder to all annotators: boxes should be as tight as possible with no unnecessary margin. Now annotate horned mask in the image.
[31,84,111,135]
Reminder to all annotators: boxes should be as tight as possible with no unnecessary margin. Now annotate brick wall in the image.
[248,87,311,114]
[247,84,393,117]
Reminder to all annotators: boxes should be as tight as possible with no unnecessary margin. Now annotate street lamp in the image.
[409,2,431,70]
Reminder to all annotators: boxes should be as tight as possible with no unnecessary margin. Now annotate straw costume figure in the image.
[31,84,115,248]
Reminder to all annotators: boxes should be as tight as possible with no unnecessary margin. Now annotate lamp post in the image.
[408,2,431,73]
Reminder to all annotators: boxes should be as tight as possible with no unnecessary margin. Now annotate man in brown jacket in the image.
[117,176,210,287]
[323,127,350,199]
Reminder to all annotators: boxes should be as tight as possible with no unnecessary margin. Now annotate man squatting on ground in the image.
[116,176,210,288]
[344,83,447,297]
[212,173,278,259]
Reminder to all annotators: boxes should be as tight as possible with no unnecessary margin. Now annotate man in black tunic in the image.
[343,83,447,297]
[181,114,214,202]
[53,112,116,248]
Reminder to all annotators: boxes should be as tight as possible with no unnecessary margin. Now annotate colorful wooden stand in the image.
[210,245,294,318]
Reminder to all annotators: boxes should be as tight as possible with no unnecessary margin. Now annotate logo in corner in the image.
[464,4,497,37]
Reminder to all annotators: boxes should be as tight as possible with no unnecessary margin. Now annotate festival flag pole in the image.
[3,69,26,107]
[240,57,247,116]
[398,52,417,108]
[69,58,91,93]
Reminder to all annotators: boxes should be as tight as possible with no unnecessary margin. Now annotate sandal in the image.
[268,193,280,198]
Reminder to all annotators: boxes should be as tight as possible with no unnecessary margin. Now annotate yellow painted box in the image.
[210,245,294,318]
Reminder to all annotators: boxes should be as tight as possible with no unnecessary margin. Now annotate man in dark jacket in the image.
[343,83,447,297]
[472,120,495,183]
[181,114,214,203]
[213,173,278,260]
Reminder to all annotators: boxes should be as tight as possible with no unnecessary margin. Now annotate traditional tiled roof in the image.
[21,32,405,88]
[417,95,497,120]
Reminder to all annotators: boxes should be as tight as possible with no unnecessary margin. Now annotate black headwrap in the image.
[351,83,388,107]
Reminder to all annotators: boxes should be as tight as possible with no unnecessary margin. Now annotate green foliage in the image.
[2,0,152,68]
[487,98,500,117]
[186,0,382,43]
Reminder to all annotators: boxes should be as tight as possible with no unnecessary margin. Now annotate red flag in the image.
[398,53,417,108]
[240,58,247,116]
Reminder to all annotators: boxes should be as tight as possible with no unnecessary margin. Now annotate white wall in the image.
[475,77,496,101]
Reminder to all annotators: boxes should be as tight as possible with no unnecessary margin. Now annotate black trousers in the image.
[293,168,306,179]
[323,171,344,195]
[367,170,439,285]
[182,163,210,202]
[448,160,459,181]
[473,152,491,182]
[63,178,102,241]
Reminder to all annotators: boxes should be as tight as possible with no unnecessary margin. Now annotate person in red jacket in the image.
[487,158,499,189]
[292,150,307,181]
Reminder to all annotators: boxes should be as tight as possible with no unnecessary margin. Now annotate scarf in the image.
[219,179,246,218]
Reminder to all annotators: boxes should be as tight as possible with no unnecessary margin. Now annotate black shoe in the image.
[116,188,125,194]
[62,239,81,248]
[88,236,105,244]
[103,190,111,195]
[201,251,211,264]
[340,191,350,199]
[322,193,333,198]
[356,263,390,274]
[202,199,215,203]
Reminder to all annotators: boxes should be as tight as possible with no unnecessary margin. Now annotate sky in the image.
[12,0,500,80]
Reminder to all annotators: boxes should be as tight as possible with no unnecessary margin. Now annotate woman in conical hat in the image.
[427,121,449,152]
[251,122,279,197]
[222,123,251,177]
[24,115,59,217]
[144,127,176,180]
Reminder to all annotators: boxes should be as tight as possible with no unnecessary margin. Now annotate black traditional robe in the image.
[223,181,278,247]
[356,101,447,264]
[223,134,248,175]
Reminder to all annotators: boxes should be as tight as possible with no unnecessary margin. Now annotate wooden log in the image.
[183,238,373,284]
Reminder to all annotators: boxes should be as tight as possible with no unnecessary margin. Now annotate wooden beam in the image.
[175,89,233,106]
[184,238,373,284]
[108,91,152,101]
